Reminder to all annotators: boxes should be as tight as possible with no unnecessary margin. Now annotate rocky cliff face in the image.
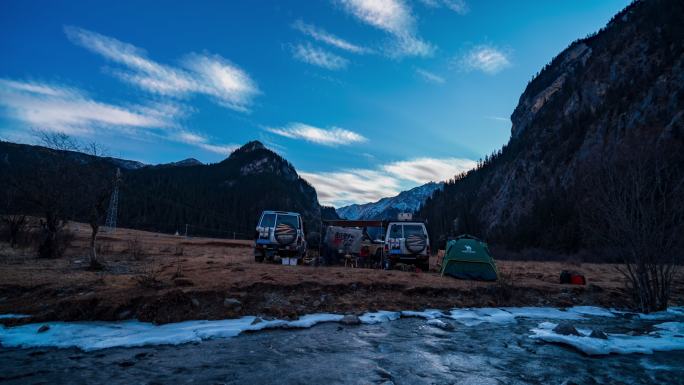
[420,0,684,250]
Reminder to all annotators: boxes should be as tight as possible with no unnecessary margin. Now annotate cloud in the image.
[0,78,170,136]
[266,122,366,146]
[338,0,414,34]
[418,0,469,15]
[302,156,476,206]
[0,78,237,157]
[64,26,259,112]
[291,43,349,70]
[300,169,401,207]
[336,0,434,58]
[486,115,510,122]
[416,68,445,84]
[382,157,476,183]
[175,131,238,156]
[292,20,371,54]
[383,33,434,58]
[459,45,511,74]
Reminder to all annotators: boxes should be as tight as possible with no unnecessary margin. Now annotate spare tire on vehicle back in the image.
[405,234,426,254]
[274,223,297,245]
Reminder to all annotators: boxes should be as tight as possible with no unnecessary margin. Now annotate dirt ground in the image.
[1,223,682,325]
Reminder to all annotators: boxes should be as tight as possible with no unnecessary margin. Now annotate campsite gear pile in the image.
[560,270,586,285]
[440,235,498,281]
[324,226,364,254]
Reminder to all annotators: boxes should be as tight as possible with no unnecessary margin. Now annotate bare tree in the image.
[582,149,683,313]
[1,131,116,260]
[33,130,80,152]
[82,165,118,269]
[1,183,28,248]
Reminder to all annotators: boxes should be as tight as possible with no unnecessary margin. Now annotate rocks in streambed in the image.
[37,325,50,333]
[223,298,242,309]
[552,323,580,336]
[340,314,361,325]
[427,319,455,331]
[117,310,132,320]
[590,329,608,339]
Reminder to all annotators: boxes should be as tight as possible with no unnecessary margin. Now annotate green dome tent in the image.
[441,235,498,281]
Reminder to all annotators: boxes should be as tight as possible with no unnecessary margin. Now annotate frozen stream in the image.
[1,307,683,384]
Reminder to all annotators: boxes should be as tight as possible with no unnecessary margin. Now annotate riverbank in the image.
[1,224,682,325]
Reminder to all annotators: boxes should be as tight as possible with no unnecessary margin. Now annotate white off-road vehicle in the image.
[254,210,307,263]
[384,219,430,271]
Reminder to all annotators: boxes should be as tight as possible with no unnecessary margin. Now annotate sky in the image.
[0,0,631,207]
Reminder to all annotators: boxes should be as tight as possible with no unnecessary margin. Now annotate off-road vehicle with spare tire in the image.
[254,211,307,263]
[384,220,430,271]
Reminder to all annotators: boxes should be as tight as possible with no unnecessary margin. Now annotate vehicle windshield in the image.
[389,224,403,238]
[276,214,300,229]
[403,224,425,238]
[259,213,276,228]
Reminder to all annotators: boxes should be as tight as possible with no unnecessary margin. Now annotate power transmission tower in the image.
[104,168,121,232]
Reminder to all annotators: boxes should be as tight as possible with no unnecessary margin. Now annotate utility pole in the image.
[104,168,121,232]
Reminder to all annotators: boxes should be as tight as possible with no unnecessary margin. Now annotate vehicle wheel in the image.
[255,253,264,263]
[405,234,426,254]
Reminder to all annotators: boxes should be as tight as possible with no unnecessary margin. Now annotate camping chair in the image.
[344,253,357,268]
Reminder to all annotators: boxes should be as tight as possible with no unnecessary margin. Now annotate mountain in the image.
[419,0,684,252]
[154,158,204,168]
[337,182,443,220]
[0,140,334,237]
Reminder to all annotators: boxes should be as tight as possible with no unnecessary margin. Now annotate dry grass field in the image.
[1,222,682,325]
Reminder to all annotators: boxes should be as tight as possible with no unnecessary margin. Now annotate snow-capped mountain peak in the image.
[336,182,443,220]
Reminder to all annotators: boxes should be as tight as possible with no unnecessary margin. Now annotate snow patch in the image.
[501,307,584,320]
[0,314,343,351]
[0,314,31,319]
[530,321,684,356]
[401,310,445,319]
[447,308,516,326]
[567,306,615,318]
[359,311,401,324]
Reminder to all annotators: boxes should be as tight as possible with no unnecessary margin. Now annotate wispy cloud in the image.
[64,26,259,112]
[338,0,414,34]
[292,20,371,54]
[302,156,476,206]
[0,78,170,136]
[301,169,401,207]
[336,0,434,58]
[266,122,366,146]
[292,43,349,70]
[416,68,445,84]
[459,44,511,74]
[418,0,469,15]
[382,157,476,183]
[175,131,238,155]
[486,115,510,122]
[0,78,236,157]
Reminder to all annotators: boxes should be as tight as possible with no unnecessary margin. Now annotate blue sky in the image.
[0,0,630,207]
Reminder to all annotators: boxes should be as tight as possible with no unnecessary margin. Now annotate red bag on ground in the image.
[570,274,586,285]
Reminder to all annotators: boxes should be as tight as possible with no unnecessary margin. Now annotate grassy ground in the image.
[1,223,681,325]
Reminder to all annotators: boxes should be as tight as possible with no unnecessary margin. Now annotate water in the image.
[1,315,683,384]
